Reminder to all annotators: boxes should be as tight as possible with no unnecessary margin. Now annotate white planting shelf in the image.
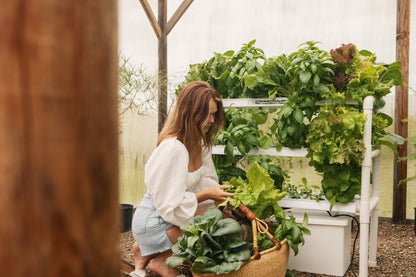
[216,96,380,277]
[212,145,308,157]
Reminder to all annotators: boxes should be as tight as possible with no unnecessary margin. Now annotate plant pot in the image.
[120,204,134,232]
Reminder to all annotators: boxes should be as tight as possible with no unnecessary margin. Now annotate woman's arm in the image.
[145,139,198,226]
[195,184,234,203]
[196,146,235,205]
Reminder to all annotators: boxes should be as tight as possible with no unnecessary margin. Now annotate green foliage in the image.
[213,107,283,188]
[214,108,273,157]
[274,41,335,148]
[244,54,293,99]
[212,155,247,185]
[220,163,287,221]
[274,214,311,255]
[119,55,158,115]
[398,136,416,185]
[274,101,309,148]
[305,43,403,204]
[166,208,252,275]
[306,105,366,204]
[247,155,287,190]
[324,43,403,103]
[284,177,323,201]
[320,164,362,204]
[307,105,366,167]
[177,40,268,98]
[286,41,334,98]
[179,40,403,205]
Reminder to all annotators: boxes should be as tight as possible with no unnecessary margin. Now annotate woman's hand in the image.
[195,185,235,203]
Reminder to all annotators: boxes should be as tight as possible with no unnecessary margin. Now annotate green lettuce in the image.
[221,162,287,221]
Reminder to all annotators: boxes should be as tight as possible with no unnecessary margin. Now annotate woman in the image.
[130,81,234,277]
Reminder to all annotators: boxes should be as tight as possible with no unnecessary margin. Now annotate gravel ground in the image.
[120,218,415,277]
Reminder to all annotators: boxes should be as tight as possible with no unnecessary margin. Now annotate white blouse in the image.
[144,137,218,226]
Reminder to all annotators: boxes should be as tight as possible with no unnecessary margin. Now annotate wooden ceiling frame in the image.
[139,0,194,132]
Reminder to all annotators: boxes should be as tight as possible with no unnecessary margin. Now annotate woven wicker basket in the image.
[191,239,289,277]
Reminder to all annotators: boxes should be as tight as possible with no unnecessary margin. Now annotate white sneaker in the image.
[129,269,147,277]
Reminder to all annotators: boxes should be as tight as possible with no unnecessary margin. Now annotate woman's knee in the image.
[166,226,183,244]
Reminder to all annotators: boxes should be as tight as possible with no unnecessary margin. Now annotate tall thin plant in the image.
[398,135,416,184]
[119,55,158,115]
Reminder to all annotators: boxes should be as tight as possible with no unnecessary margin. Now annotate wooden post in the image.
[0,1,120,276]
[393,0,410,223]
[139,0,194,132]
[158,0,168,132]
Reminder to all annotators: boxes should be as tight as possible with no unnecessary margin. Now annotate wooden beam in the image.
[167,0,194,35]
[139,0,162,39]
[158,0,168,132]
[0,0,119,276]
[138,0,194,132]
[393,0,410,223]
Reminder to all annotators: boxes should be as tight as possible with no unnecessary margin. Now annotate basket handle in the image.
[238,203,282,255]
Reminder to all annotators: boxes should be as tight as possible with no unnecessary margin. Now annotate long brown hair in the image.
[158,81,225,153]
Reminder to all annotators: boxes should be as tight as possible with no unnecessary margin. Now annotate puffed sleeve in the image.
[196,146,220,211]
[144,138,198,226]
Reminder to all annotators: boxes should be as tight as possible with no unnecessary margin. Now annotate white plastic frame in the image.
[214,96,380,277]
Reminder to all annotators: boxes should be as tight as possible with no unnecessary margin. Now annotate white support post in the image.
[369,153,381,267]
[359,96,375,277]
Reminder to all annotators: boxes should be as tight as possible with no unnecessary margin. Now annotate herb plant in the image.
[284,178,323,201]
[274,41,335,148]
[177,40,268,98]
[244,54,293,99]
[255,213,310,256]
[274,214,311,255]
[214,108,273,157]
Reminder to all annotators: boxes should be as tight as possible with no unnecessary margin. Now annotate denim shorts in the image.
[131,191,174,256]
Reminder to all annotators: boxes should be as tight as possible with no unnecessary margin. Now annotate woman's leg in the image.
[132,242,158,270]
[147,226,184,277]
[148,250,181,277]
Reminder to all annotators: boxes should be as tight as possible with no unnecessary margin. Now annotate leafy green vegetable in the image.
[220,162,287,221]
[177,40,268,98]
[166,208,252,275]
[326,43,403,103]
[214,108,274,157]
[247,155,287,190]
[245,54,293,99]
[306,105,366,205]
[212,155,247,185]
[274,214,311,255]
[178,40,403,206]
[307,105,366,167]
[274,41,335,148]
